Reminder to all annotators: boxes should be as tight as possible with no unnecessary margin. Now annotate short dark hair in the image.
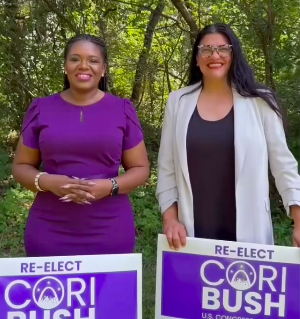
[63,34,108,92]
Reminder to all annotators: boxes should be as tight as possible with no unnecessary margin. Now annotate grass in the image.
[0,148,294,319]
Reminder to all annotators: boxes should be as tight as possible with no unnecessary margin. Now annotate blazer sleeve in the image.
[156,92,179,214]
[259,98,300,216]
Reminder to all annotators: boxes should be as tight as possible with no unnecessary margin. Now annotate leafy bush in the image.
[0,186,34,256]
[0,147,11,183]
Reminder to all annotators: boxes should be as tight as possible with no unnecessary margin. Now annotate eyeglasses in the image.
[197,45,233,58]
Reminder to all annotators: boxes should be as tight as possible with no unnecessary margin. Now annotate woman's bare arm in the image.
[12,136,42,192]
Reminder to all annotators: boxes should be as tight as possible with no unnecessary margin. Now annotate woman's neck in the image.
[202,78,231,95]
[64,88,101,105]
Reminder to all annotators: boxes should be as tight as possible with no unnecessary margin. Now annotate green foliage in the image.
[132,175,161,258]
[131,174,161,317]
[0,147,11,182]
[0,186,33,257]
[0,1,299,318]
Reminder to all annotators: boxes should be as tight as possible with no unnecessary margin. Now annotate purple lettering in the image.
[223,246,229,256]
[75,261,82,271]
[65,261,74,271]
[267,250,274,259]
[44,262,51,272]
[250,248,257,258]
[21,263,28,273]
[51,262,57,272]
[237,247,243,257]
[29,263,36,273]
[236,247,273,260]
[42,261,83,273]
[215,245,230,256]
[215,245,222,254]
[58,261,64,272]
[257,249,266,259]
[245,248,251,258]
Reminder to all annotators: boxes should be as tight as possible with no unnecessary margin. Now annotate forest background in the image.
[0,0,299,317]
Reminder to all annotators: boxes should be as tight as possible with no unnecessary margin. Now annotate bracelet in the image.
[35,172,48,192]
[109,178,119,197]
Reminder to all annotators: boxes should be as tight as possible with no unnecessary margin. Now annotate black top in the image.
[186,106,236,241]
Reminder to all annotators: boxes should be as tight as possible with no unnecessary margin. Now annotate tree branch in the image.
[42,0,79,34]
[131,0,165,106]
[110,0,191,34]
[157,67,187,84]
[170,0,199,38]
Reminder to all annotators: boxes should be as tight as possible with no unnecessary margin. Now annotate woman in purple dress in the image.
[12,34,149,257]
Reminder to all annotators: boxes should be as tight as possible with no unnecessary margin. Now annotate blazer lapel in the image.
[176,84,202,195]
[175,85,250,194]
[233,89,250,186]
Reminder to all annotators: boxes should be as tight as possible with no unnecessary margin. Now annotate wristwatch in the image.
[109,178,119,197]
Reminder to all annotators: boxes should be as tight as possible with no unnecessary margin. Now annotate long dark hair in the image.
[63,34,108,92]
[186,23,283,120]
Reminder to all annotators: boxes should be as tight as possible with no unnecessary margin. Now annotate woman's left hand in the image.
[59,178,112,204]
[88,179,112,200]
[291,205,300,247]
[293,227,300,247]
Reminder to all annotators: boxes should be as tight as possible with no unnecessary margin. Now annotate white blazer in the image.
[156,82,300,245]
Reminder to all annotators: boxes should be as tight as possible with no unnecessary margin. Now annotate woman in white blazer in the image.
[156,23,300,250]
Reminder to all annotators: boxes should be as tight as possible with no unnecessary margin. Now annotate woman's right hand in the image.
[163,218,187,251]
[39,174,95,203]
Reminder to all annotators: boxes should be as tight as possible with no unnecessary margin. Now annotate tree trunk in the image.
[131,0,165,107]
[170,0,199,38]
[3,0,30,127]
[232,0,276,90]
[262,0,276,90]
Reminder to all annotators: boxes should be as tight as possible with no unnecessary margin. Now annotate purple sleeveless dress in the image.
[21,93,144,257]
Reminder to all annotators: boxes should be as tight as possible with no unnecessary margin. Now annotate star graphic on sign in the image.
[37,288,40,292]
[47,281,51,285]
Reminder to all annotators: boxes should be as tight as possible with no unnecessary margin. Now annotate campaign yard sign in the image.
[0,253,142,319]
[155,234,300,319]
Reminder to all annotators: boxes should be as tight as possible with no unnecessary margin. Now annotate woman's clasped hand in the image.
[38,174,112,205]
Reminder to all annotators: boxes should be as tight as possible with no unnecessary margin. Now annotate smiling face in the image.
[196,33,232,82]
[64,40,106,92]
